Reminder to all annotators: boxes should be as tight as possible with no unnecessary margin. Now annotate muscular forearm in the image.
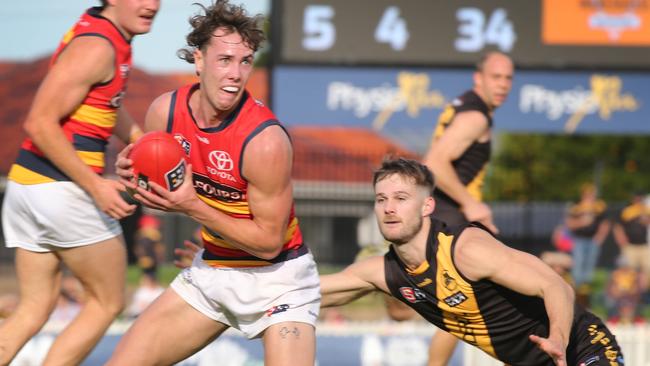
[114,108,143,144]
[542,281,575,348]
[186,198,286,260]
[428,160,475,207]
[320,274,375,308]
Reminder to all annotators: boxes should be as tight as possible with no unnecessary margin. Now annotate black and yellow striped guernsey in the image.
[432,90,491,206]
[384,218,623,366]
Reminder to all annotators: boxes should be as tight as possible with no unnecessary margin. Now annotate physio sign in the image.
[273,66,647,150]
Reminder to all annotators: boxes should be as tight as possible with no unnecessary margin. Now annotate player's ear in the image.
[194,49,204,76]
[422,196,435,217]
[473,71,482,88]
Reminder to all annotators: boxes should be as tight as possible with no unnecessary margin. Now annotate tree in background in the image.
[484,134,650,202]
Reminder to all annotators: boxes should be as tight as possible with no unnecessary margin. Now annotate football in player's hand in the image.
[128,131,187,192]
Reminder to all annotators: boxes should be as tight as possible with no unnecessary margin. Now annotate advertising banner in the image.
[273,66,648,152]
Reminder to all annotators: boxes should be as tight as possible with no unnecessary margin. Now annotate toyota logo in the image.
[208,150,234,171]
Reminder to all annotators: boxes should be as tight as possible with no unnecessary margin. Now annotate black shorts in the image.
[569,310,624,366]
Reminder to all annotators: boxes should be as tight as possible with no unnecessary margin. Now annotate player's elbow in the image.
[424,150,447,172]
[256,248,283,261]
[23,118,46,142]
[255,237,285,260]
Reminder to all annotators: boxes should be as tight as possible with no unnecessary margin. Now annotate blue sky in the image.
[0,0,269,73]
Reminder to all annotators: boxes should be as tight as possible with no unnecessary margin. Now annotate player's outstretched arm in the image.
[455,227,573,364]
[321,256,388,307]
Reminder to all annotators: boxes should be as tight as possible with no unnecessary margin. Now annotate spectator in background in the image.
[552,224,575,255]
[564,183,610,306]
[606,256,643,325]
[540,225,575,285]
[133,214,165,280]
[612,191,650,292]
[125,214,166,318]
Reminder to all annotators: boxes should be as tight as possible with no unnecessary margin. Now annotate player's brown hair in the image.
[178,0,266,64]
[373,157,435,195]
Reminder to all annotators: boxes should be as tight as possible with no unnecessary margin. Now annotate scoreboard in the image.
[271,0,650,69]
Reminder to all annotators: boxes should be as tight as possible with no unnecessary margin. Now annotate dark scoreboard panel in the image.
[271,0,650,69]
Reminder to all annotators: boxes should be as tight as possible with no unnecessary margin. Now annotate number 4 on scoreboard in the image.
[374,6,410,51]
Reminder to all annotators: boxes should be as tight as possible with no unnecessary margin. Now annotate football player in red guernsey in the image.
[0,1,159,365]
[111,1,320,365]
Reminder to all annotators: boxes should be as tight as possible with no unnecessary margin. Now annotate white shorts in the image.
[171,250,321,339]
[2,180,122,252]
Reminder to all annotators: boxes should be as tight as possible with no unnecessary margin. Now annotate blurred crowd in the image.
[548,185,650,325]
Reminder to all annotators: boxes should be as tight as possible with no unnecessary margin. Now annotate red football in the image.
[128,131,187,192]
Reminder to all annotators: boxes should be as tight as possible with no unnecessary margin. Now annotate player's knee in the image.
[13,310,49,336]
[103,295,126,317]
[88,292,125,318]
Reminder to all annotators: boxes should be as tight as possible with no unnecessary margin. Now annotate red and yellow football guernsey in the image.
[9,7,131,184]
[167,84,306,268]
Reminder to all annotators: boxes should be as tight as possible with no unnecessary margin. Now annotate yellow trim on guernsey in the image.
[76,151,105,168]
[202,259,273,267]
[70,104,117,128]
[7,164,56,185]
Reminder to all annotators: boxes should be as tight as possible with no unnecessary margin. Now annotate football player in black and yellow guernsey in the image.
[321,157,623,366]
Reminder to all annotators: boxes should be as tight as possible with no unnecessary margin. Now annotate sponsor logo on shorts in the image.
[181,268,194,285]
[443,291,468,307]
[266,304,290,317]
[399,287,427,303]
[581,355,600,365]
